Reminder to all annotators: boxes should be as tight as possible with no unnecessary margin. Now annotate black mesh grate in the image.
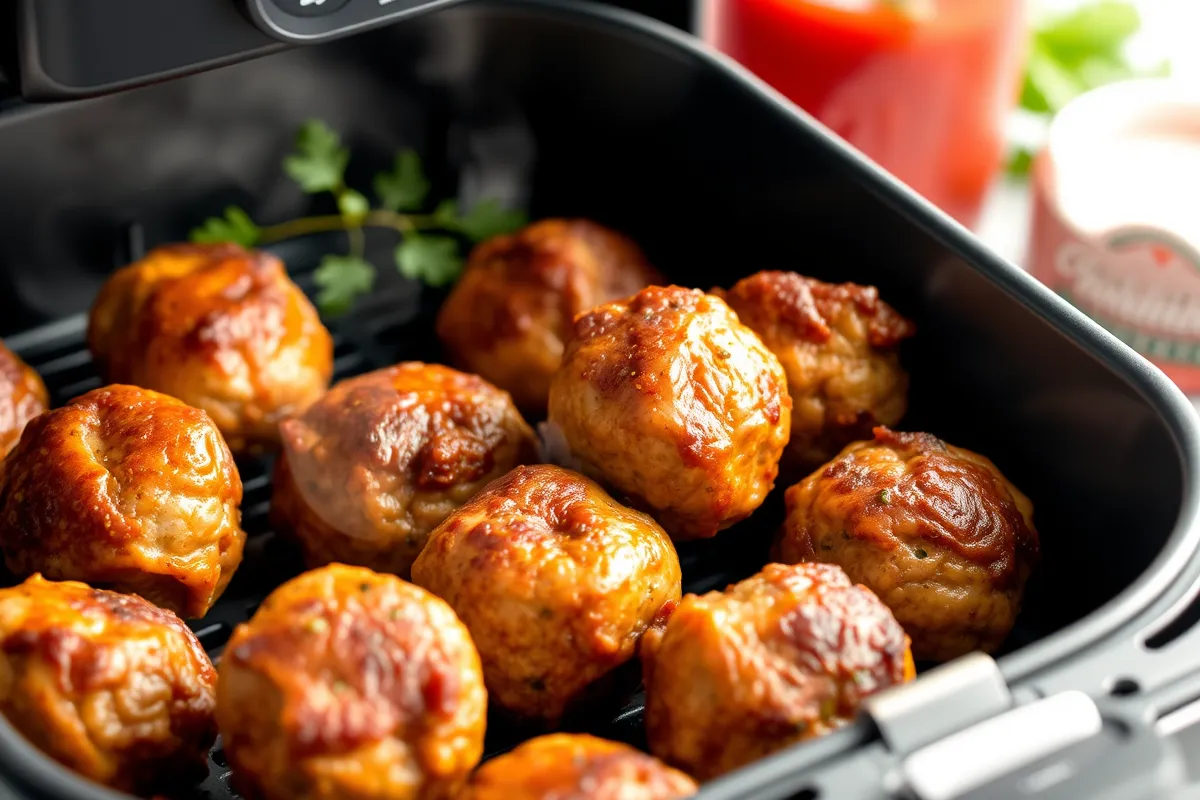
[5,237,777,800]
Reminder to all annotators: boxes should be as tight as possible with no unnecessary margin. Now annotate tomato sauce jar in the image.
[698,0,1026,227]
[1030,78,1200,396]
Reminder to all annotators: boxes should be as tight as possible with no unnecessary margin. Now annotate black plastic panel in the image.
[16,0,284,99]
[243,0,468,44]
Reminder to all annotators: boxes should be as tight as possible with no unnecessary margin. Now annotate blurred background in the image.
[614,0,1200,406]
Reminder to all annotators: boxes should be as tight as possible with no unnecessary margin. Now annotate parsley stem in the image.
[257,210,441,245]
[348,226,365,259]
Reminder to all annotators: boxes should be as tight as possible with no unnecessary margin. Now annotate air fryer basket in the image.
[0,2,1198,799]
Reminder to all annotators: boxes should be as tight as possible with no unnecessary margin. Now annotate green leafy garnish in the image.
[878,488,892,505]
[315,254,375,315]
[396,235,464,287]
[432,199,460,229]
[189,206,261,247]
[189,120,526,315]
[337,189,370,222]
[284,120,350,194]
[456,198,529,243]
[374,149,430,212]
[1010,1,1169,174]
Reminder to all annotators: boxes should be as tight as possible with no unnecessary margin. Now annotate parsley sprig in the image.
[190,120,527,314]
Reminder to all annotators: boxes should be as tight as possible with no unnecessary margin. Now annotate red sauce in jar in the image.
[700,0,1026,226]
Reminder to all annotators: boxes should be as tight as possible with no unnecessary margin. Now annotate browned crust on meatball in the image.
[271,363,538,577]
[641,563,913,781]
[719,271,914,348]
[778,427,1039,661]
[0,574,217,793]
[87,242,333,453]
[217,564,486,800]
[436,219,662,412]
[548,286,791,539]
[718,271,915,471]
[458,734,697,800]
[782,427,1039,582]
[0,384,246,618]
[411,465,682,723]
[0,341,48,461]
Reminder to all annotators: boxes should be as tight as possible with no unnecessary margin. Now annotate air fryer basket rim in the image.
[0,1,1195,798]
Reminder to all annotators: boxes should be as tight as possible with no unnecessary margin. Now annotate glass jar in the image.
[698,0,1027,227]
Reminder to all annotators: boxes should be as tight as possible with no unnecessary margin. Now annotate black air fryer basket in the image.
[1,2,1200,799]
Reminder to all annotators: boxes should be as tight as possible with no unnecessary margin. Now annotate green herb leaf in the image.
[395,235,463,287]
[374,149,430,212]
[1022,39,1088,116]
[314,253,376,315]
[189,206,261,247]
[456,198,528,242]
[1036,1,1141,66]
[337,189,370,221]
[1007,148,1035,177]
[432,198,460,229]
[284,120,350,194]
[878,488,892,505]
[1018,1,1158,119]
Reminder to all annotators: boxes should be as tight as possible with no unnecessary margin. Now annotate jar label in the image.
[1051,229,1200,375]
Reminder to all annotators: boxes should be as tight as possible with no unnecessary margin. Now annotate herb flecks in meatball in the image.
[0,385,245,618]
[412,464,681,723]
[642,562,913,781]
[779,427,1039,661]
[217,564,486,800]
[271,362,538,577]
[437,219,661,413]
[458,733,696,800]
[548,285,791,540]
[0,575,217,794]
[87,242,333,454]
[719,270,914,471]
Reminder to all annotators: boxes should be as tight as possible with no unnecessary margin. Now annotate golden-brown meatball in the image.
[437,219,662,413]
[271,363,539,577]
[0,574,217,794]
[411,465,681,723]
[642,562,914,781]
[718,271,915,471]
[87,242,333,453]
[547,286,791,540]
[458,734,697,800]
[217,564,486,800]
[778,427,1039,661]
[0,341,48,460]
[0,384,246,618]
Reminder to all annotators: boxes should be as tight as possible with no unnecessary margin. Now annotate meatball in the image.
[217,564,486,800]
[271,363,538,577]
[547,286,790,540]
[0,341,48,460]
[437,219,661,412]
[0,574,217,793]
[642,562,913,781]
[411,464,681,723]
[458,734,697,800]
[778,427,1039,661]
[718,271,915,471]
[87,242,333,453]
[0,384,246,618]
